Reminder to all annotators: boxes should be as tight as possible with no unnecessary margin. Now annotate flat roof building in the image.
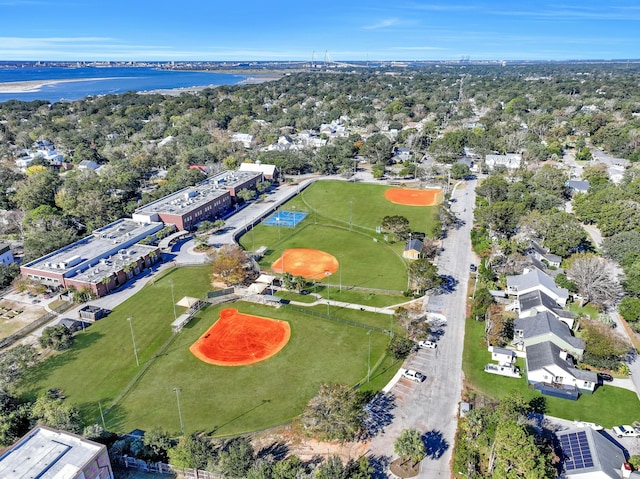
[20,218,163,297]
[0,425,114,479]
[133,172,261,231]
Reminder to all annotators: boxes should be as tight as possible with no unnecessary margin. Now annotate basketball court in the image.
[263,210,308,228]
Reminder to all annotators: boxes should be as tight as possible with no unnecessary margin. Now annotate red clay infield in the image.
[271,248,339,280]
[190,308,291,366]
[384,188,443,206]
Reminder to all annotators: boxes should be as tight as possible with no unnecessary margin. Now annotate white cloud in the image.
[363,18,402,30]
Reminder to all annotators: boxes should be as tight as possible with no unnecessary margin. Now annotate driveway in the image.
[367,179,477,477]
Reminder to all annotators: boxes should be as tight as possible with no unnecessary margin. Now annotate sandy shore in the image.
[141,74,282,96]
[0,77,112,93]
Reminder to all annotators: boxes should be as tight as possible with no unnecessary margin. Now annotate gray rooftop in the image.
[519,290,575,319]
[526,342,597,382]
[514,312,584,349]
[22,218,163,279]
[557,427,625,479]
[507,269,568,301]
[567,180,590,192]
[405,239,423,251]
[134,171,260,218]
[0,426,105,479]
[134,178,229,217]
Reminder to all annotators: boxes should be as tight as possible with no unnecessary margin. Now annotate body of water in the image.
[0,66,251,103]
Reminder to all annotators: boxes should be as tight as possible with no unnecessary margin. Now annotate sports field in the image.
[18,266,398,436]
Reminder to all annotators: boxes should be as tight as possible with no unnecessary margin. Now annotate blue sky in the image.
[1,1,639,61]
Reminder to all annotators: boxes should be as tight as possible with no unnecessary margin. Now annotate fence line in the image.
[281,304,389,333]
[114,455,224,479]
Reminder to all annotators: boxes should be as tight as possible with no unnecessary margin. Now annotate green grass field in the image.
[19,180,438,436]
[19,267,396,436]
[462,316,639,427]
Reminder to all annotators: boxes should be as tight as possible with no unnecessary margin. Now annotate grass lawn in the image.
[19,267,395,437]
[463,317,639,427]
[255,224,408,292]
[567,303,600,320]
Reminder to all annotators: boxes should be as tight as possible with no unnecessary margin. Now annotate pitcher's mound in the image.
[190,308,291,366]
[384,188,443,206]
[272,248,338,280]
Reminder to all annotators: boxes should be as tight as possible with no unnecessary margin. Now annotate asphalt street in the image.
[367,179,477,477]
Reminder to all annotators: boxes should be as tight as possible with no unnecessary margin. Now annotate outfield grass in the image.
[463,316,639,427]
[256,224,407,292]
[19,267,394,436]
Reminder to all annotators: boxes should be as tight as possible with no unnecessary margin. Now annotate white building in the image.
[485,153,522,170]
[0,426,114,479]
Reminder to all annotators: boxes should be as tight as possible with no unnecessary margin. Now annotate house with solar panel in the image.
[556,427,635,479]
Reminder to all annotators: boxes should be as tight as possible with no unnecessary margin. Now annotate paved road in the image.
[367,179,477,477]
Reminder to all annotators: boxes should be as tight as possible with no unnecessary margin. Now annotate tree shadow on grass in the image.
[421,430,449,460]
[207,399,271,435]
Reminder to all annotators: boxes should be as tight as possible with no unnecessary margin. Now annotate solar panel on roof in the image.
[560,431,594,471]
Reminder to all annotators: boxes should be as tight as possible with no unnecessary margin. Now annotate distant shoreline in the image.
[140,74,282,96]
[0,77,113,93]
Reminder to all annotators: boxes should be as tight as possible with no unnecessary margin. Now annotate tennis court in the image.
[264,210,308,228]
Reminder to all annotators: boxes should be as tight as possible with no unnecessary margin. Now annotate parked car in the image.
[418,340,437,349]
[613,425,640,438]
[469,264,477,272]
[402,369,426,382]
[598,372,614,382]
[573,420,604,431]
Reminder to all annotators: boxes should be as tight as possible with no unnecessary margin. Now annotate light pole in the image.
[349,199,353,231]
[325,271,331,315]
[173,387,184,436]
[367,331,372,383]
[127,317,139,367]
[168,279,177,322]
[339,254,343,292]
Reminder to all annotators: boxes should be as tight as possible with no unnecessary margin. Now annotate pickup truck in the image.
[612,425,640,438]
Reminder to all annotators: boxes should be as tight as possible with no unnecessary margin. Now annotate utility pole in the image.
[168,279,177,322]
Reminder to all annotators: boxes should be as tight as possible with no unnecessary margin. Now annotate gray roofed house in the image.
[518,289,575,328]
[530,240,562,267]
[513,311,585,358]
[556,427,627,479]
[566,179,590,193]
[77,160,100,171]
[507,268,569,306]
[525,341,597,396]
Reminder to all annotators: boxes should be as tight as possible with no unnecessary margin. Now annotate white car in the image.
[612,425,640,438]
[402,369,426,382]
[573,420,604,431]
[418,340,437,349]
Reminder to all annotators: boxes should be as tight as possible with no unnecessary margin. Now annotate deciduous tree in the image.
[209,245,249,286]
[302,384,366,442]
[566,253,622,306]
[394,429,426,466]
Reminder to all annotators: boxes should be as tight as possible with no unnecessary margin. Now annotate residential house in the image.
[392,147,411,163]
[0,425,114,479]
[566,180,590,194]
[525,341,597,398]
[507,268,569,306]
[517,289,576,328]
[0,243,14,266]
[402,239,423,260]
[484,346,521,378]
[530,240,562,268]
[513,311,585,359]
[231,133,254,148]
[484,153,522,170]
[556,427,629,479]
[297,130,327,148]
[489,346,516,366]
[78,160,100,171]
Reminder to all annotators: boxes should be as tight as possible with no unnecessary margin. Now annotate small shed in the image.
[403,239,423,260]
[57,318,90,332]
[459,402,471,417]
[489,346,516,366]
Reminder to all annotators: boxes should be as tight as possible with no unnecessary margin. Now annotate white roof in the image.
[256,274,276,284]
[176,296,200,307]
[239,162,277,176]
[248,282,269,294]
[0,426,105,479]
